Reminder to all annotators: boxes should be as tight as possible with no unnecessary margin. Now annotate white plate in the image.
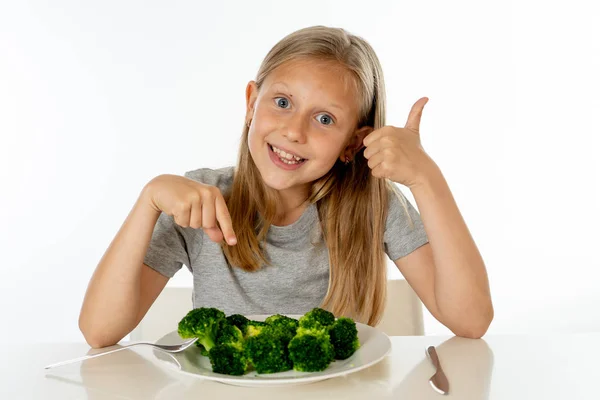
[152,314,391,387]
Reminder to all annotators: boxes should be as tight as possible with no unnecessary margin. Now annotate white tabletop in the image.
[3,333,599,399]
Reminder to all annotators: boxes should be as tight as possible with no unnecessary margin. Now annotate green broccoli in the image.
[245,327,293,374]
[265,314,299,344]
[194,341,209,356]
[177,307,226,354]
[226,314,250,335]
[288,326,335,372]
[265,314,298,327]
[249,320,268,327]
[215,318,244,346]
[298,307,335,331]
[328,317,360,359]
[208,344,248,375]
[244,320,268,339]
[178,308,361,376]
[209,320,248,375]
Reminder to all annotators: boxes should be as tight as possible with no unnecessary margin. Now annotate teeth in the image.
[272,145,303,161]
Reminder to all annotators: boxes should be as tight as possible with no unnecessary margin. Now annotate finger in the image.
[174,202,192,228]
[201,194,223,243]
[203,227,224,243]
[363,138,385,160]
[362,128,384,147]
[404,97,428,133]
[371,163,390,179]
[202,193,217,230]
[215,195,237,245]
[366,150,386,171]
[189,199,203,229]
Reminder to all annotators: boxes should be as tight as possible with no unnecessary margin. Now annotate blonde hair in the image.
[221,26,413,326]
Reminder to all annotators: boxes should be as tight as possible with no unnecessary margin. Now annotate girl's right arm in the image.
[78,184,165,348]
[78,174,237,348]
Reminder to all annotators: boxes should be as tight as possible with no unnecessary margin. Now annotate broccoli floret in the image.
[265,314,298,330]
[298,308,335,331]
[208,321,248,375]
[244,320,268,339]
[215,319,244,348]
[195,317,246,365]
[288,327,335,372]
[194,342,209,356]
[245,328,293,374]
[265,314,299,328]
[265,314,299,344]
[226,314,250,335]
[328,317,360,359]
[209,344,248,375]
[177,307,226,353]
[249,320,268,327]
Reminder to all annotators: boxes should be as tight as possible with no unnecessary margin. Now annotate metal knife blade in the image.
[426,345,450,395]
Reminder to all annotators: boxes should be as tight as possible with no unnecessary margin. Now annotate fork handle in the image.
[44,342,146,369]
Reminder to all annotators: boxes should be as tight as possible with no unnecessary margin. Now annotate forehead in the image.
[263,58,360,112]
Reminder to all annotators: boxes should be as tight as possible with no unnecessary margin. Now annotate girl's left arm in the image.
[362,97,493,338]
[397,161,494,338]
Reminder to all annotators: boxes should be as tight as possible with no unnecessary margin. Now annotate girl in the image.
[79,26,493,348]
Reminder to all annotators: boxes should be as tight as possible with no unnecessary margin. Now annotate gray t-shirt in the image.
[143,166,429,316]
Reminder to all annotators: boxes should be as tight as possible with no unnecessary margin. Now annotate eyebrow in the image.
[270,81,346,112]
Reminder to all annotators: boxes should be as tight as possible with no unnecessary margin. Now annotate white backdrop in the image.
[1,0,598,343]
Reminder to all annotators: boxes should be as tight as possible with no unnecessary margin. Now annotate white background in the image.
[1,0,598,343]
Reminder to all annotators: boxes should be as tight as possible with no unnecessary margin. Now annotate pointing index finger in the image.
[215,195,237,245]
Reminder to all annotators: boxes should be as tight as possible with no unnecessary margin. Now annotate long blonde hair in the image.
[221,26,413,326]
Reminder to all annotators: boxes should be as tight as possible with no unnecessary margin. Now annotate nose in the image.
[282,113,308,144]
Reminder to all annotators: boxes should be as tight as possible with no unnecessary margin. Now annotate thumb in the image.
[405,97,429,133]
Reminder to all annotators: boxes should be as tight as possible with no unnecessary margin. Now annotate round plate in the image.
[152,314,391,387]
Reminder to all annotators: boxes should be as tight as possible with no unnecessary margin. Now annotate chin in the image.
[260,172,302,191]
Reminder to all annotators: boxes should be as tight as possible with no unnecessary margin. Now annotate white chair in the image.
[130,279,424,342]
[378,279,425,336]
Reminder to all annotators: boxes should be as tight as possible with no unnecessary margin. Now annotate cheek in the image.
[314,137,346,158]
[253,108,278,132]
[247,129,267,163]
[247,128,263,159]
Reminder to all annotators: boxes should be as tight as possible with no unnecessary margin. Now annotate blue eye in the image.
[275,97,290,108]
[316,113,334,125]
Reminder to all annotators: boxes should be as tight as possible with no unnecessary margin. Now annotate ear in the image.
[339,125,374,162]
[245,81,258,123]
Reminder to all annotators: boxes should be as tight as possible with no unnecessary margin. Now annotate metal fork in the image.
[44,337,198,370]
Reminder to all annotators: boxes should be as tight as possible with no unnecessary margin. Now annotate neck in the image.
[273,186,310,226]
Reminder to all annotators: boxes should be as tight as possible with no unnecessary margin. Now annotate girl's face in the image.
[245,58,371,196]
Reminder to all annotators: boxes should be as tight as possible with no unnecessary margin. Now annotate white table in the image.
[3,334,599,399]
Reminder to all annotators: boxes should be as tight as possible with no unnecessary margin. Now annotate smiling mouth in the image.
[268,144,307,164]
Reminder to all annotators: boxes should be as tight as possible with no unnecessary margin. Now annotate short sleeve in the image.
[384,186,429,261]
[143,211,192,278]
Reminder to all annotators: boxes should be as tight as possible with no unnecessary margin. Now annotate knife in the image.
[426,346,450,395]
